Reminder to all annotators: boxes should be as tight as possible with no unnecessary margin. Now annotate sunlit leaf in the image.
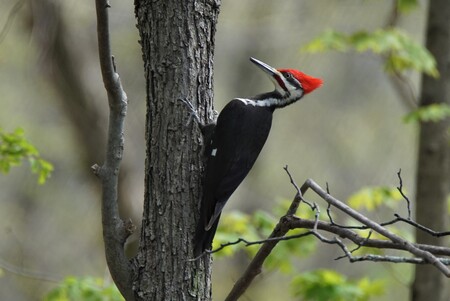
[291,269,385,301]
[44,276,124,301]
[348,186,403,211]
[213,211,260,257]
[403,103,450,123]
[397,0,419,13]
[357,277,386,298]
[303,28,438,77]
[302,30,349,53]
[0,127,53,184]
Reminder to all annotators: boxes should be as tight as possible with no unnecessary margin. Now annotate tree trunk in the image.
[133,1,220,300]
[412,1,450,300]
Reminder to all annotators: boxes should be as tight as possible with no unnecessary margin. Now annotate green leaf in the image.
[44,276,124,301]
[213,211,258,257]
[302,30,349,53]
[397,0,419,13]
[264,227,316,274]
[403,103,450,123]
[0,127,53,184]
[348,186,403,211]
[303,28,438,77]
[215,202,318,272]
[291,269,385,301]
[357,277,386,298]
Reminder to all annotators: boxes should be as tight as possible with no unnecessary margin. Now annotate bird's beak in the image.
[250,57,287,93]
[250,57,283,78]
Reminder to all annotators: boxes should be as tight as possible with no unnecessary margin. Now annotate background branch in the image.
[384,0,418,110]
[94,1,134,300]
[0,257,60,283]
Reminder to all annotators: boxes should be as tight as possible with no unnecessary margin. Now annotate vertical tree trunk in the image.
[133,1,220,300]
[412,1,450,300]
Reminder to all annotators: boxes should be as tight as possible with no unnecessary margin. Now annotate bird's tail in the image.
[193,216,220,258]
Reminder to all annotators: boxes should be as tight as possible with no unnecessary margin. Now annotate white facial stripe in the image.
[211,148,217,156]
[282,76,302,92]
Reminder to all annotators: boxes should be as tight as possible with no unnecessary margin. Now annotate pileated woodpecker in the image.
[192,57,322,257]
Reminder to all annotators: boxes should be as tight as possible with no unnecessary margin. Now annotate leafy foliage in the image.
[303,28,438,77]
[215,208,317,262]
[44,276,124,301]
[215,202,317,272]
[348,186,403,211]
[397,0,419,13]
[291,269,385,301]
[0,127,53,184]
[216,197,388,299]
[403,104,450,123]
[347,186,414,242]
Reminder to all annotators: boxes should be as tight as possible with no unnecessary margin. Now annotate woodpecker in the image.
[192,57,323,257]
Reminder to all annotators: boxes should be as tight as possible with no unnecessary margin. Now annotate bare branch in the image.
[0,0,25,44]
[341,254,450,265]
[306,179,450,276]
[224,173,450,300]
[215,217,450,257]
[384,0,419,110]
[0,256,60,283]
[94,1,134,300]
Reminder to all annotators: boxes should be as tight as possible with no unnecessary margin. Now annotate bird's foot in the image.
[178,98,216,144]
[178,98,202,127]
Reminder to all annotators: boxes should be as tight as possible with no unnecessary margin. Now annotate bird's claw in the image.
[178,98,201,127]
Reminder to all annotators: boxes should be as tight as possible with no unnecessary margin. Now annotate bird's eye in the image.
[285,72,292,79]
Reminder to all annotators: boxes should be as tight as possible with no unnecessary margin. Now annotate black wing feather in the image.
[194,99,273,256]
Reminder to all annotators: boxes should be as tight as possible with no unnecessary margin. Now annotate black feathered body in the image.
[194,98,274,256]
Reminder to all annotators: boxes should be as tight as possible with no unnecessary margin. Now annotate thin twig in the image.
[283,165,314,213]
[393,214,450,237]
[0,257,60,283]
[0,0,25,44]
[396,169,412,219]
[306,179,450,276]
[343,230,373,257]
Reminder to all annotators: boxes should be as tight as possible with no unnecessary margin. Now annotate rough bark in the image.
[412,1,450,300]
[133,1,220,300]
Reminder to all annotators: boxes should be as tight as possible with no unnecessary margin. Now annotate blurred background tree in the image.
[0,0,448,300]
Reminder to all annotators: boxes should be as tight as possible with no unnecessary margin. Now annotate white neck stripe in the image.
[236,89,304,108]
[236,98,274,107]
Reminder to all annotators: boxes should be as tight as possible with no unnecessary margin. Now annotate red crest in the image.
[278,69,323,94]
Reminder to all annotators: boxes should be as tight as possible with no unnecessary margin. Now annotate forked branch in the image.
[224,168,450,301]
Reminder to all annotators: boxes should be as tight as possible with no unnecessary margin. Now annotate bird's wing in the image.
[203,100,272,230]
